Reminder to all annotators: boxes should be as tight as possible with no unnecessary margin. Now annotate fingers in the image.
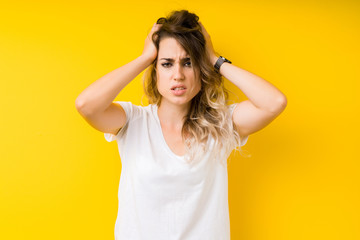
[152,22,162,31]
[146,23,161,40]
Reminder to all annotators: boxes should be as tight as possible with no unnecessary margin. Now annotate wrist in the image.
[139,54,156,66]
[210,54,219,66]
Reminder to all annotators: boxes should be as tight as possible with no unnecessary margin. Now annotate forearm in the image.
[75,54,153,115]
[211,55,287,113]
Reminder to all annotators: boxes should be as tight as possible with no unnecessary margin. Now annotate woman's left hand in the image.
[199,21,218,65]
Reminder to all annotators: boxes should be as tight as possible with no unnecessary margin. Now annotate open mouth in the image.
[171,86,187,96]
[171,87,186,90]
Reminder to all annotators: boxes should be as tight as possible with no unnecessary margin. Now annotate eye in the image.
[161,62,172,68]
[184,61,192,67]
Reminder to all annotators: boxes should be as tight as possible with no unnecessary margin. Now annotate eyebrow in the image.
[159,57,191,61]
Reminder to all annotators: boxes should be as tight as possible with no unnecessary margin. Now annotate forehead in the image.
[158,37,189,58]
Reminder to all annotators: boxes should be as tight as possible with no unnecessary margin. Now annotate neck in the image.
[157,100,190,130]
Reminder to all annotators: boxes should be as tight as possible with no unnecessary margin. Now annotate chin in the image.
[165,96,193,106]
[172,99,192,106]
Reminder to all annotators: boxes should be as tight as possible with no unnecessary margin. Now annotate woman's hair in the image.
[143,9,250,165]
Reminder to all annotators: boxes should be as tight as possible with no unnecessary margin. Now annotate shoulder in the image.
[113,101,144,110]
[227,103,238,115]
[113,101,153,118]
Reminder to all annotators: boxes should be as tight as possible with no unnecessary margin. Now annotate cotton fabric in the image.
[104,101,248,240]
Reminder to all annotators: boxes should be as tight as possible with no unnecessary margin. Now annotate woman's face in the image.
[156,37,201,107]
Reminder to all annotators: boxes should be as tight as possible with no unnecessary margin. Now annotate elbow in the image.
[270,95,287,113]
[75,97,86,111]
[277,95,288,112]
[75,98,93,116]
[279,94,287,106]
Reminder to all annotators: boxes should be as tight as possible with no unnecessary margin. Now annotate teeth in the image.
[174,87,185,90]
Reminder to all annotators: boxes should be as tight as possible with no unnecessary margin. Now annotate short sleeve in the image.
[228,103,249,147]
[240,135,249,146]
[104,101,133,142]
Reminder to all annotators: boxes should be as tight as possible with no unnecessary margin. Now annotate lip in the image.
[171,84,187,96]
[170,84,187,90]
[171,88,187,96]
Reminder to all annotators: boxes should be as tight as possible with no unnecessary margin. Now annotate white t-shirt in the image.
[104,101,248,240]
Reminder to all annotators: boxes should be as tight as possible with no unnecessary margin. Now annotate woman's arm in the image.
[199,22,287,137]
[75,55,152,115]
[210,55,287,113]
[215,57,287,137]
[75,23,161,116]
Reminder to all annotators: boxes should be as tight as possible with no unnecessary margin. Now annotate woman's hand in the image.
[141,23,162,63]
[199,21,219,66]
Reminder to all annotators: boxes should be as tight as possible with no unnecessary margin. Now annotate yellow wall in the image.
[1,0,359,239]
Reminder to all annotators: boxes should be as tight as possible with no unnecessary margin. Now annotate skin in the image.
[155,37,201,156]
[76,20,286,152]
[156,38,201,121]
[144,22,219,156]
[141,21,287,155]
[141,22,218,138]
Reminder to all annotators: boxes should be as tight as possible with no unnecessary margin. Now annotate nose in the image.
[173,63,185,81]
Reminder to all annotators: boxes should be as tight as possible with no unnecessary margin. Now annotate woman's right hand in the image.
[141,23,162,63]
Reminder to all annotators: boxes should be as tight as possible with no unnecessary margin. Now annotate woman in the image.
[76,9,287,240]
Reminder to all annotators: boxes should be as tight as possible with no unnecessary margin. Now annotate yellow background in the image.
[1,0,359,239]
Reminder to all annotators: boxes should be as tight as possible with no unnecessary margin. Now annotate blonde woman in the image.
[75,9,287,240]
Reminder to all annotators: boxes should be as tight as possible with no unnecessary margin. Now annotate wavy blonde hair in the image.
[143,9,250,165]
